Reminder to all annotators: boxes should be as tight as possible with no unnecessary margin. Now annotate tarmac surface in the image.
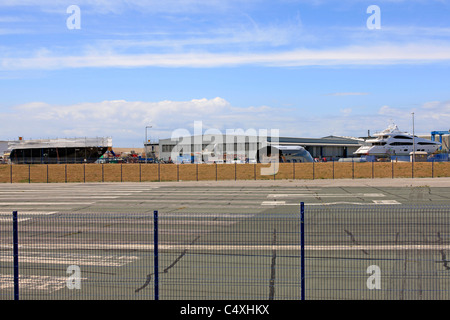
[1,178,450,300]
[0,177,450,213]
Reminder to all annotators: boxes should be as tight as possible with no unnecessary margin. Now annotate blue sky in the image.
[1,0,450,147]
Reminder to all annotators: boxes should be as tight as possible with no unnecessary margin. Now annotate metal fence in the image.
[0,212,154,300]
[1,204,450,300]
[305,205,450,300]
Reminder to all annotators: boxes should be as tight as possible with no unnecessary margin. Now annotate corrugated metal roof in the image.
[7,137,113,150]
[269,136,362,146]
[160,134,362,147]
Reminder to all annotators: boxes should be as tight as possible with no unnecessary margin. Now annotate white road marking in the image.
[2,244,448,251]
[161,213,254,218]
[0,218,31,222]
[304,202,373,206]
[267,193,385,198]
[0,211,57,215]
[0,211,57,222]
[261,200,402,206]
[0,196,119,199]
[0,274,87,292]
[0,202,94,205]
[261,201,286,206]
[0,252,139,267]
[372,200,401,205]
[157,244,450,251]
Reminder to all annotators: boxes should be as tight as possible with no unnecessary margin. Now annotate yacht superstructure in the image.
[354,124,441,157]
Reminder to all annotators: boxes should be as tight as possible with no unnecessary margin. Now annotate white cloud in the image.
[3,42,450,70]
[326,92,370,96]
[1,97,291,146]
[4,97,450,145]
[377,100,450,135]
[340,108,352,115]
[0,0,260,14]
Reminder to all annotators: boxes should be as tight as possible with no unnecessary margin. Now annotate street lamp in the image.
[145,125,152,164]
[412,112,415,177]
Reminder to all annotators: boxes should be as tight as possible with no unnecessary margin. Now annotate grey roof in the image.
[268,136,362,146]
[160,134,362,147]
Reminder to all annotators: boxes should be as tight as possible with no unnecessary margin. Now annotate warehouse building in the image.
[270,136,363,160]
[158,133,362,163]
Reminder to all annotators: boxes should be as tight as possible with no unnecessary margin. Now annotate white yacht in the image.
[354,124,441,157]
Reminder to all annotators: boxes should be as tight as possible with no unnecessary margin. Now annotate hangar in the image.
[269,136,363,161]
[158,134,361,163]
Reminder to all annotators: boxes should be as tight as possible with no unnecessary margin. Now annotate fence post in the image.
[154,210,159,300]
[10,165,12,184]
[300,202,305,300]
[273,160,275,180]
[352,158,354,179]
[13,210,19,301]
[372,160,374,179]
[332,160,335,180]
[432,160,434,178]
[312,161,315,180]
[293,162,295,180]
[392,160,394,179]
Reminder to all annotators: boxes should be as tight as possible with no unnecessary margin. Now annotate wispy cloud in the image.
[0,0,261,14]
[378,100,450,135]
[325,92,370,96]
[3,42,450,70]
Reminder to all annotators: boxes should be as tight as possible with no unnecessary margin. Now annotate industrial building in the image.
[158,134,362,163]
[269,136,363,160]
[6,137,112,164]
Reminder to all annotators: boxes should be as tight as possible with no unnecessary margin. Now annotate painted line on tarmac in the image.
[261,201,287,205]
[267,193,385,198]
[0,196,119,199]
[372,200,401,204]
[0,274,87,292]
[2,244,448,251]
[0,211,57,215]
[0,252,139,267]
[0,211,57,222]
[261,200,401,206]
[160,213,255,218]
[0,202,94,205]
